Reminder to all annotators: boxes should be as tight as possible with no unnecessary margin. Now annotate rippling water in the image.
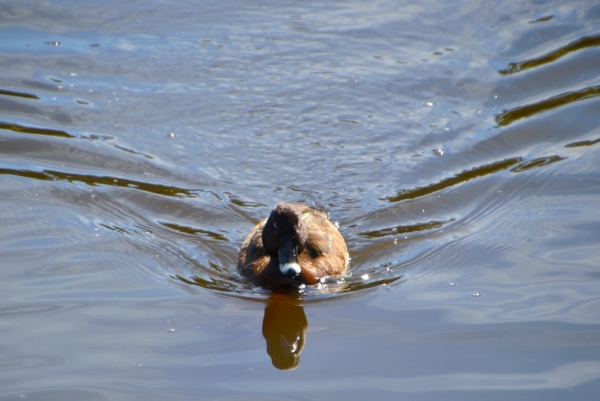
[1,0,600,399]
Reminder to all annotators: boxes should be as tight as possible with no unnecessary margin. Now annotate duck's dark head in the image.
[262,202,308,279]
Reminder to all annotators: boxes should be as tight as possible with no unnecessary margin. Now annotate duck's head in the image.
[262,202,308,279]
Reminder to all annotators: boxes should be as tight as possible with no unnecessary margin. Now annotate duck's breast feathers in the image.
[237,203,349,286]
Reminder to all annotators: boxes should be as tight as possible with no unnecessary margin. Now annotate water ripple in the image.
[499,33,600,75]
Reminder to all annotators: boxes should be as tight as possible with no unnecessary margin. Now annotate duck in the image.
[237,202,349,289]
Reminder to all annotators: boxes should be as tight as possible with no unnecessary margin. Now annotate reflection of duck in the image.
[262,293,307,370]
[237,202,349,289]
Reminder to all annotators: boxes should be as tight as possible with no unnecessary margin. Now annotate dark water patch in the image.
[510,155,566,173]
[499,33,600,75]
[160,221,229,242]
[100,223,133,236]
[565,137,600,148]
[383,157,523,203]
[0,167,199,198]
[225,194,265,208]
[0,120,73,138]
[0,88,39,100]
[358,218,456,238]
[108,143,152,159]
[529,15,554,24]
[495,85,600,126]
[175,274,243,295]
[334,276,403,293]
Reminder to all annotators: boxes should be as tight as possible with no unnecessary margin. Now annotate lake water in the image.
[1,0,600,399]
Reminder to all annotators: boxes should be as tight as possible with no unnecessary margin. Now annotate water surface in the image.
[1,0,600,399]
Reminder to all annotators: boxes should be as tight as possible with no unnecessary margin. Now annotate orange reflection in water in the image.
[262,293,307,371]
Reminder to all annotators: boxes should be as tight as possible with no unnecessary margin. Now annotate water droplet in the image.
[168,132,176,138]
[88,89,93,93]
[426,101,434,106]
[476,110,482,114]
[169,328,176,332]
[433,148,444,155]
[449,282,455,286]
[472,292,480,297]
[394,238,398,244]
[361,274,369,280]
[70,72,77,77]
[334,221,340,228]
[57,85,64,90]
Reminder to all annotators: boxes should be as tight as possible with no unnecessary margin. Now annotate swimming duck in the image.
[237,202,349,288]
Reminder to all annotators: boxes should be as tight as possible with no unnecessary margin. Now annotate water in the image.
[1,0,600,399]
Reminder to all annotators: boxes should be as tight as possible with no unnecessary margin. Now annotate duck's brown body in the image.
[237,203,348,288]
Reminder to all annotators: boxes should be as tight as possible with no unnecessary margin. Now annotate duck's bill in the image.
[278,235,301,278]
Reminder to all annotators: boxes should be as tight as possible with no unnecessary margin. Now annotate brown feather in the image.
[237,203,348,289]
